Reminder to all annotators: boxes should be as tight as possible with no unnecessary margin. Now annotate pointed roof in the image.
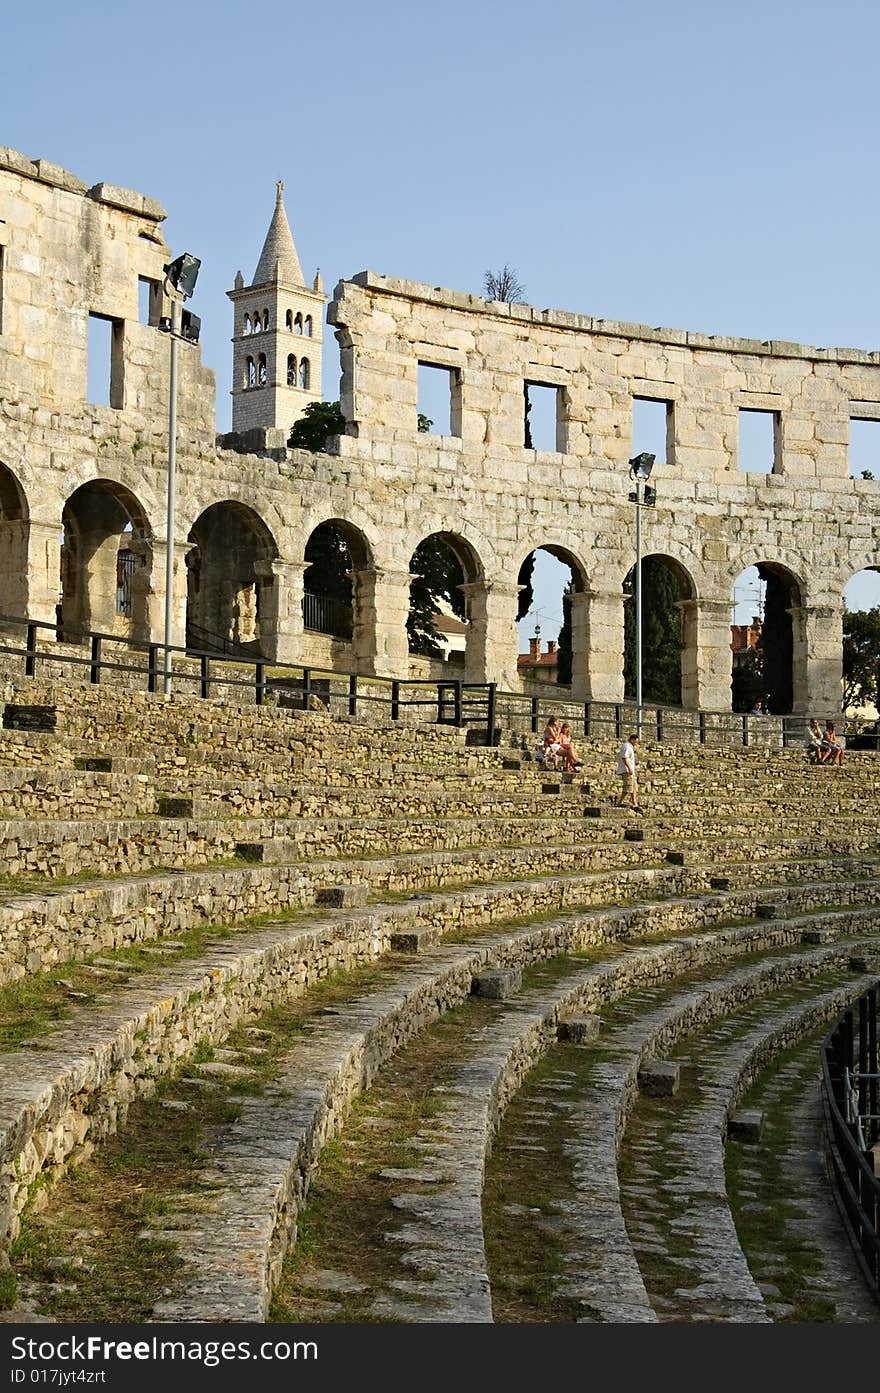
[252,181,304,287]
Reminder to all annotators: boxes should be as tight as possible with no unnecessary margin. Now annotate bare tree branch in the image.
[483,264,527,304]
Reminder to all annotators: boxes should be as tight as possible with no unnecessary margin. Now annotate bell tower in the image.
[228,182,326,434]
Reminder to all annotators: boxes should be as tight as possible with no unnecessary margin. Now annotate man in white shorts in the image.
[614,733,642,811]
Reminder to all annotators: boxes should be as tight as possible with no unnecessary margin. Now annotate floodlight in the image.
[163,252,201,300]
[628,452,655,481]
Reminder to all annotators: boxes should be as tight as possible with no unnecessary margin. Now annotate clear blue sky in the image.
[4,0,879,635]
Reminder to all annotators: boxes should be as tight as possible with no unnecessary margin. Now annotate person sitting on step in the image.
[557,721,583,772]
[804,717,828,764]
[821,720,845,766]
[541,716,562,770]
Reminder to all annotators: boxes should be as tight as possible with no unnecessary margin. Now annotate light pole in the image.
[159,253,201,696]
[628,452,656,737]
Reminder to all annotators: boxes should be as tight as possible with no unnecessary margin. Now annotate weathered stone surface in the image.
[638,1061,681,1096]
[471,968,521,999]
[557,1014,601,1044]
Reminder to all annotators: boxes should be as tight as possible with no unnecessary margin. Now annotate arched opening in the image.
[252,314,261,334]
[60,480,152,642]
[285,309,293,331]
[287,354,297,387]
[243,314,252,336]
[246,356,255,388]
[407,532,482,673]
[258,353,267,386]
[0,462,29,622]
[622,553,694,707]
[304,315,313,337]
[263,308,269,329]
[186,502,278,657]
[294,313,303,335]
[842,567,880,723]
[516,545,586,689]
[302,519,372,644]
[299,357,310,390]
[730,562,803,713]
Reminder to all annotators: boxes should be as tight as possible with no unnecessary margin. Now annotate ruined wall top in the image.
[0,146,167,221]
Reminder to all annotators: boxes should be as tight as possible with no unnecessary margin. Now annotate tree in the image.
[623,558,684,706]
[516,552,536,621]
[755,567,793,714]
[407,538,466,657]
[302,523,354,639]
[843,606,880,712]
[556,585,573,686]
[288,400,345,452]
[483,265,527,304]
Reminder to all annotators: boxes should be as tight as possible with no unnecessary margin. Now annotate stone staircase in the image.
[0,675,877,1324]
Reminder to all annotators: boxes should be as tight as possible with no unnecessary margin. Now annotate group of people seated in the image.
[805,718,845,765]
[537,716,583,772]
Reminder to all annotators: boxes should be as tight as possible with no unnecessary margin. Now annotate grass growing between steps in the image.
[5,962,389,1322]
[725,1030,838,1322]
[482,1045,594,1323]
[270,997,501,1323]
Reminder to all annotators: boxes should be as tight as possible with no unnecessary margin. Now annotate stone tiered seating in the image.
[0,674,878,1324]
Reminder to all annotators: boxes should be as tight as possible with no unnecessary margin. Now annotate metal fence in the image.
[0,611,867,752]
[821,985,880,1297]
[302,590,353,639]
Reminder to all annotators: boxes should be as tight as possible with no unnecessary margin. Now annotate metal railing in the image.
[821,985,880,1297]
[0,611,867,752]
[302,590,353,639]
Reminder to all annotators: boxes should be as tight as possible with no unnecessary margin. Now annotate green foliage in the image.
[302,523,354,639]
[407,538,466,657]
[288,400,345,453]
[861,470,875,480]
[731,646,764,713]
[417,413,432,433]
[556,586,572,686]
[842,605,880,712]
[756,567,794,714]
[623,558,684,705]
[516,552,536,621]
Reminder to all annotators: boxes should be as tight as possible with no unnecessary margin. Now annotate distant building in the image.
[518,632,559,680]
[731,615,762,667]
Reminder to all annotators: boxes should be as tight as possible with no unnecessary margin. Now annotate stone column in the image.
[24,520,62,627]
[790,604,840,717]
[351,566,412,678]
[459,580,520,689]
[567,591,589,700]
[257,559,305,665]
[151,540,188,649]
[583,586,625,703]
[685,597,733,711]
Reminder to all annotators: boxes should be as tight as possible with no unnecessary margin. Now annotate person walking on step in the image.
[614,733,642,811]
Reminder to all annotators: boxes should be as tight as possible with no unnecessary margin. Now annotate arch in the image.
[252,314,261,334]
[406,530,484,670]
[294,312,303,335]
[299,358,310,390]
[514,542,588,693]
[246,356,256,389]
[285,309,293,331]
[60,479,153,642]
[263,308,269,329]
[304,314,313,337]
[287,354,297,387]
[243,314,252,336]
[186,501,279,657]
[730,560,804,714]
[258,353,267,386]
[0,461,29,621]
[302,518,374,645]
[622,551,697,708]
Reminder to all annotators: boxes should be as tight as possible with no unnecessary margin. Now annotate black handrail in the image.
[821,986,880,1297]
[0,611,868,752]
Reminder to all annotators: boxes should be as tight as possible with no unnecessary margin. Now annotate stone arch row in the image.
[243,311,270,335]
[0,459,871,713]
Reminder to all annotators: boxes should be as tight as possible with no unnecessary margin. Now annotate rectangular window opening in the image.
[88,313,124,409]
[417,362,458,437]
[632,396,672,465]
[138,276,161,327]
[524,381,562,452]
[0,245,4,335]
[848,417,880,479]
[738,408,779,474]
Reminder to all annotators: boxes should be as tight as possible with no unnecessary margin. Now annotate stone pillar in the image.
[685,597,733,711]
[351,566,411,678]
[790,604,839,717]
[583,586,625,702]
[459,580,520,689]
[151,540,188,649]
[259,559,305,664]
[567,591,589,700]
[24,520,62,626]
